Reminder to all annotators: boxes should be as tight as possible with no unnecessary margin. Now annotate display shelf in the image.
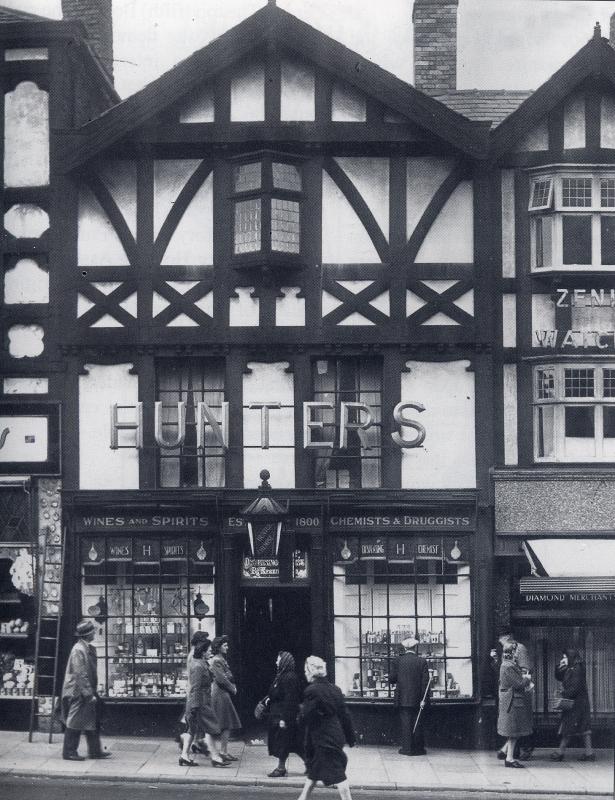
[0,633,28,639]
[0,693,33,700]
[0,599,21,605]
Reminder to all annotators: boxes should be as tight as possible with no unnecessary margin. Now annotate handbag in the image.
[254,695,270,720]
[552,696,574,712]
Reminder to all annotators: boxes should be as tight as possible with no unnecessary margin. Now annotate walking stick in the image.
[413,674,433,734]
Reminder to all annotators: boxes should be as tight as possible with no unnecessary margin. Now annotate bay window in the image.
[534,364,615,461]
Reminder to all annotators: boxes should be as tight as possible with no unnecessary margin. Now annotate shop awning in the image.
[520,539,615,595]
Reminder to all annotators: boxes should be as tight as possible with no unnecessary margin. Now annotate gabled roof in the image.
[63,2,487,171]
[0,5,50,22]
[434,90,532,128]
[492,30,615,157]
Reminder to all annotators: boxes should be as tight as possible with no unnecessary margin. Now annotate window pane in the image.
[534,217,543,267]
[530,179,552,210]
[565,405,594,437]
[233,161,261,192]
[562,177,592,207]
[334,615,360,657]
[604,406,615,438]
[536,405,555,458]
[564,368,595,398]
[234,198,261,254]
[272,162,302,191]
[336,657,360,696]
[271,198,300,253]
[562,215,592,264]
[600,178,615,208]
[536,368,555,400]
[604,369,615,398]
[601,216,615,265]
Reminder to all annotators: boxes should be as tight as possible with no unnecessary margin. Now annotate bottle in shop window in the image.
[136,637,144,656]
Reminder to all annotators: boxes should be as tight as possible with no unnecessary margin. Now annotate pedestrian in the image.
[550,648,595,762]
[60,619,110,761]
[180,632,227,768]
[497,640,532,768]
[210,634,242,763]
[495,627,534,761]
[177,631,210,760]
[267,650,304,777]
[388,636,430,756]
[296,655,355,800]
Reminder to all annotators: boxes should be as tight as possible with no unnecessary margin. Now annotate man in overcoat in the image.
[389,636,430,756]
[61,619,110,760]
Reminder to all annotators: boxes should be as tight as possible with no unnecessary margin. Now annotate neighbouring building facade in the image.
[0,0,613,746]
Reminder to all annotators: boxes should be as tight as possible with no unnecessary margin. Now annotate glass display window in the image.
[332,535,473,701]
[80,535,215,699]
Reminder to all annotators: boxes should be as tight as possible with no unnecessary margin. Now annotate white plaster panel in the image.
[401,360,476,489]
[153,159,202,238]
[79,364,139,490]
[406,158,454,237]
[406,290,426,316]
[415,181,474,263]
[334,158,389,239]
[161,172,213,265]
[179,85,215,122]
[503,364,518,466]
[90,314,123,328]
[3,377,48,394]
[571,305,615,331]
[331,83,366,121]
[321,171,380,263]
[502,294,517,348]
[4,204,48,238]
[532,294,555,347]
[99,161,137,237]
[515,119,548,152]
[231,63,265,121]
[276,287,305,326]
[563,94,585,150]
[78,187,130,266]
[338,311,375,326]
[8,324,44,358]
[454,290,474,316]
[243,362,295,488]
[167,313,198,327]
[4,259,48,304]
[230,287,259,326]
[501,170,516,278]
[601,94,615,148]
[4,81,49,187]
[281,60,315,121]
[421,311,459,326]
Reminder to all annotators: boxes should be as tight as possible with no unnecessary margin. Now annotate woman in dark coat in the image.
[497,641,532,769]
[551,649,594,761]
[180,635,226,768]
[267,651,303,777]
[297,655,355,800]
[210,635,242,763]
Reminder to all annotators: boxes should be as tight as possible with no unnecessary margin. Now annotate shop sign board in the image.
[242,556,279,579]
[328,509,473,531]
[76,513,210,532]
[224,512,322,534]
[81,536,214,564]
[519,591,615,605]
[333,536,467,564]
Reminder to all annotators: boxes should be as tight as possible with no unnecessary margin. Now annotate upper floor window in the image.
[529,172,615,270]
[233,154,302,259]
[310,357,382,488]
[156,360,226,488]
[534,363,615,462]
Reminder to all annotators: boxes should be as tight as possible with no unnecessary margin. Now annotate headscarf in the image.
[276,651,295,675]
[304,655,327,682]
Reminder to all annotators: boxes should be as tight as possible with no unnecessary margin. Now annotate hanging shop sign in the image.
[81,536,214,565]
[333,536,468,564]
[76,512,211,532]
[328,509,474,531]
[242,556,280,580]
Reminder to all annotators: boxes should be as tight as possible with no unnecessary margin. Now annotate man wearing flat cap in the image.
[389,637,430,756]
[60,619,110,761]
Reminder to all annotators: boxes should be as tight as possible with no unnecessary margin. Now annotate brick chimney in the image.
[412,0,458,95]
[62,0,113,81]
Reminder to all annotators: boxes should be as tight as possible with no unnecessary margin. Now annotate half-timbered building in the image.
[0,0,613,745]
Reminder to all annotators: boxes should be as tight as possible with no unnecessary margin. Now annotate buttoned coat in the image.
[210,653,241,730]
[61,638,98,731]
[389,651,429,708]
[497,658,532,738]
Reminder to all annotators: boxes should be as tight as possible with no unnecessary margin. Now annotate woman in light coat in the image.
[210,635,242,762]
[497,641,532,768]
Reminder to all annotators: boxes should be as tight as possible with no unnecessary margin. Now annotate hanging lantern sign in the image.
[81,538,105,565]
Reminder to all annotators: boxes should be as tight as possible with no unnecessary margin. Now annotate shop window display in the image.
[333,536,472,700]
[80,536,215,699]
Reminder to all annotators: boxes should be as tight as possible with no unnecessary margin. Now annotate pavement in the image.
[0,731,612,797]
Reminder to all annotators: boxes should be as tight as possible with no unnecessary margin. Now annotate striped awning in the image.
[520,539,615,596]
[519,576,615,594]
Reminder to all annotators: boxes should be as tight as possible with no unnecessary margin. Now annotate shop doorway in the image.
[239,587,311,723]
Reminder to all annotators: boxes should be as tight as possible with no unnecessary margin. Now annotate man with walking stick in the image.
[389,636,431,756]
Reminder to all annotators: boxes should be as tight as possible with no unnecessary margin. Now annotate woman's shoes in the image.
[268,767,288,777]
[179,757,199,767]
[210,758,228,768]
[579,753,596,762]
[550,753,565,762]
[505,760,524,768]
[221,753,238,762]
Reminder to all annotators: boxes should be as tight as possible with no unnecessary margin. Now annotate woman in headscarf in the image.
[297,655,355,800]
[267,650,303,777]
[210,635,242,763]
[181,633,227,768]
[551,648,594,761]
[497,641,533,769]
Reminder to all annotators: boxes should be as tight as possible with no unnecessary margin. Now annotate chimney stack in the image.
[62,0,113,82]
[413,0,458,95]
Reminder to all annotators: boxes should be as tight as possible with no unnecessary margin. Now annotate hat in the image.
[402,637,419,650]
[75,619,96,638]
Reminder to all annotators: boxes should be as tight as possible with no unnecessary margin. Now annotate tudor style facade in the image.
[0,0,613,745]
